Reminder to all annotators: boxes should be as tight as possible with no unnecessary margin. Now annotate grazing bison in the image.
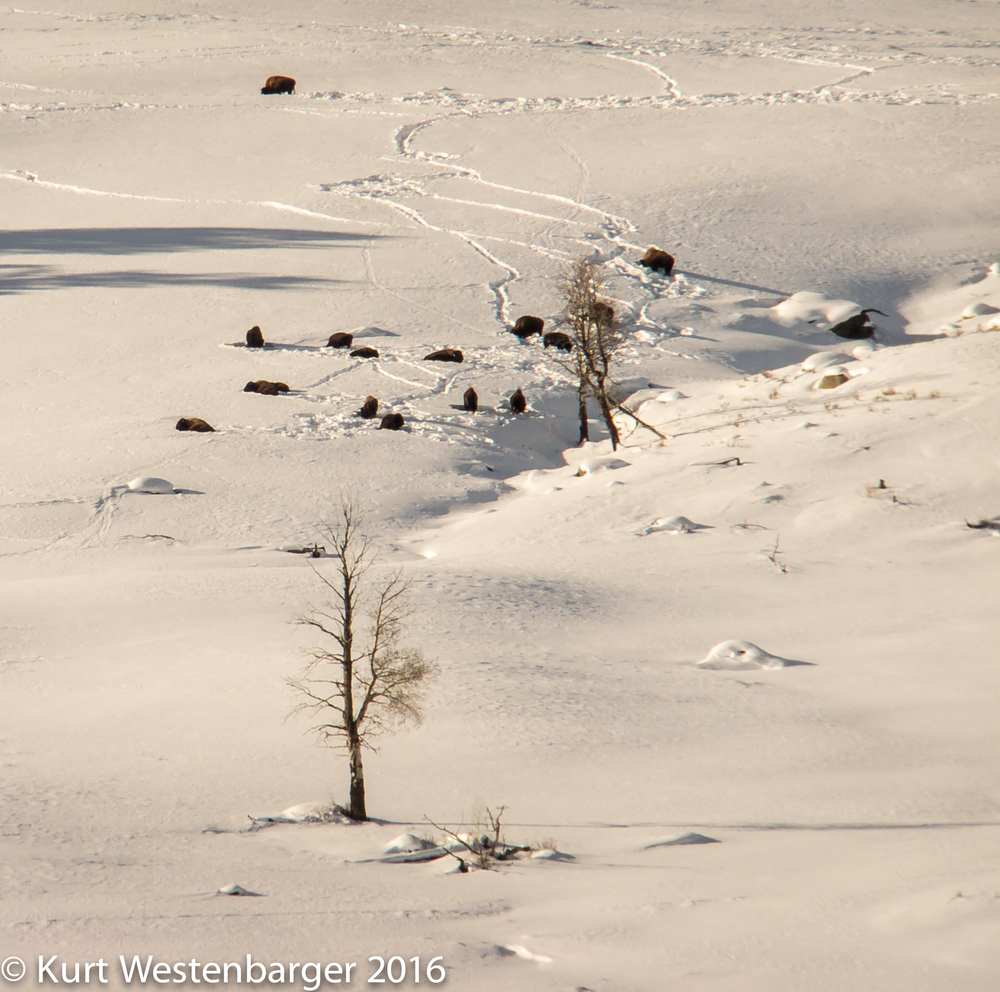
[244,379,289,395]
[424,348,464,363]
[511,315,544,339]
[379,412,405,430]
[175,417,215,432]
[592,301,614,327]
[639,247,675,275]
[463,386,478,413]
[246,325,265,348]
[351,346,379,358]
[543,331,573,352]
[829,308,887,340]
[261,75,296,95]
[510,387,527,414]
[328,332,354,349]
[359,395,379,419]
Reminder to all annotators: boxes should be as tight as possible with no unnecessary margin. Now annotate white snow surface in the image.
[3,1,1000,990]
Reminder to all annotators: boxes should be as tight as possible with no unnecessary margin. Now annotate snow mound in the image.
[127,476,175,494]
[697,640,798,671]
[576,457,630,477]
[500,944,553,963]
[383,833,436,854]
[217,884,263,896]
[961,301,999,319]
[644,515,708,535]
[801,351,851,372]
[279,802,349,823]
[625,387,687,410]
[772,292,863,329]
[379,846,449,863]
[852,342,875,358]
[530,848,575,861]
[644,832,720,849]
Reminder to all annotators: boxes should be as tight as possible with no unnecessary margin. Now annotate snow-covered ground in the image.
[2,2,999,989]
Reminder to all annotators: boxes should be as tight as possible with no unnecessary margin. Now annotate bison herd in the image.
[177,241,754,438]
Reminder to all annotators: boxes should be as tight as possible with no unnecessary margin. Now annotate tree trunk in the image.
[578,385,590,445]
[596,391,620,450]
[347,735,367,821]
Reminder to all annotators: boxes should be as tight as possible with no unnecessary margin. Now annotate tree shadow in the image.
[0,264,342,294]
[678,271,790,297]
[0,226,380,255]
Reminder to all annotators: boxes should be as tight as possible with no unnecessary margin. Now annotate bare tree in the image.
[287,496,434,822]
[557,256,669,450]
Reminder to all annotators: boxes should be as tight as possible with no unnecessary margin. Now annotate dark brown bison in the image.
[359,395,379,419]
[175,417,215,432]
[246,325,265,348]
[829,308,887,340]
[328,332,354,349]
[511,315,544,339]
[261,75,296,95]
[244,379,289,395]
[543,331,573,352]
[351,346,379,358]
[592,301,614,327]
[510,387,527,414]
[424,348,464,363]
[639,247,674,275]
[463,386,478,413]
[379,412,405,430]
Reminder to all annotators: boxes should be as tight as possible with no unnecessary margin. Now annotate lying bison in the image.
[463,386,478,413]
[543,331,572,352]
[829,308,887,340]
[379,412,405,430]
[328,332,354,349]
[639,247,675,275]
[261,75,296,95]
[175,417,215,432]
[424,348,464,363]
[244,379,289,395]
[511,315,544,339]
[351,346,379,358]
[246,325,265,348]
[510,387,527,414]
[359,395,379,419]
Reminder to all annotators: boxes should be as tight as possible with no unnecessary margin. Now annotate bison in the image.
[328,332,354,349]
[359,395,379,419]
[246,325,265,348]
[592,301,614,327]
[175,417,215,432]
[829,308,887,340]
[511,315,544,339]
[244,379,289,395]
[379,412,405,430]
[424,348,464,363]
[350,346,379,358]
[543,331,572,352]
[510,387,527,414]
[463,386,478,413]
[261,75,296,95]
[639,247,675,275]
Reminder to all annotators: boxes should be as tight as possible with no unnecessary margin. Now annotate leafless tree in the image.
[287,496,434,822]
[557,256,670,450]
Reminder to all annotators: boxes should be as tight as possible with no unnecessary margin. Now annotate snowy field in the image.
[2,0,1000,989]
